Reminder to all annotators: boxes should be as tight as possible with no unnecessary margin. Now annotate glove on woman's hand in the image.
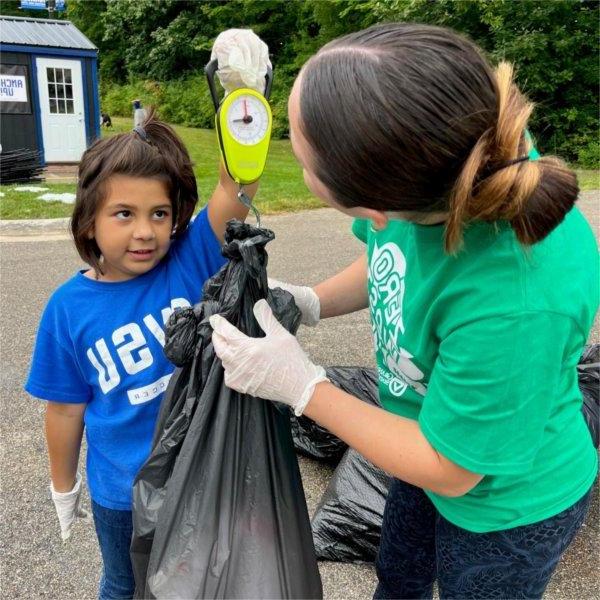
[268,278,321,327]
[210,299,328,415]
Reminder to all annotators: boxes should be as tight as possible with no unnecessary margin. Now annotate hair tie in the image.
[493,131,541,174]
[499,155,531,169]
[133,126,150,143]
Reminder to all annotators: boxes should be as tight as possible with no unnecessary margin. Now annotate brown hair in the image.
[71,108,198,274]
[299,23,578,252]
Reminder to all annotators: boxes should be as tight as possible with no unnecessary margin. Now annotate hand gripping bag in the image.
[131,221,322,599]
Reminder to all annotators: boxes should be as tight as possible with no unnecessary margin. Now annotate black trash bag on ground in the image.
[131,221,323,599]
[291,367,380,463]
[292,366,391,564]
[579,343,600,448]
[312,447,391,564]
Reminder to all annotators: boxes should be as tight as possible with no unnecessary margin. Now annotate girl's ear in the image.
[87,227,94,239]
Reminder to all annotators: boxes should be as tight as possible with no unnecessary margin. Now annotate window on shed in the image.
[47,67,74,115]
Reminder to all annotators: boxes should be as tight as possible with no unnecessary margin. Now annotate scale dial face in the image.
[226,94,270,145]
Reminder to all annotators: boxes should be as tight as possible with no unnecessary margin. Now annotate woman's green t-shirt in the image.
[352,207,598,533]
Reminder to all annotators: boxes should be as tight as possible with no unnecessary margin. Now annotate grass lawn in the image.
[1,116,598,219]
[0,117,322,220]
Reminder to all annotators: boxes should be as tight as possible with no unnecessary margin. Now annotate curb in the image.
[0,217,70,235]
[0,190,596,237]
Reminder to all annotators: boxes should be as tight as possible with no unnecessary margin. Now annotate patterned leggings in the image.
[374,479,592,600]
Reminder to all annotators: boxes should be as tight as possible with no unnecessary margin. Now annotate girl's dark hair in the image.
[299,23,578,252]
[71,108,198,274]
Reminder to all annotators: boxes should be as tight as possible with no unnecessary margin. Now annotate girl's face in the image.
[288,77,388,229]
[89,175,173,281]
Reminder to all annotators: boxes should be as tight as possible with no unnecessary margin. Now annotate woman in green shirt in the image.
[210,23,598,599]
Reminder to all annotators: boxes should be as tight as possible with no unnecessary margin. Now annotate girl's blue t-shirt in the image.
[25,208,226,510]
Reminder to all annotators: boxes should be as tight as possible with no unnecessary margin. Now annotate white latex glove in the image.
[210,299,328,415]
[211,29,271,94]
[50,471,92,541]
[268,278,321,327]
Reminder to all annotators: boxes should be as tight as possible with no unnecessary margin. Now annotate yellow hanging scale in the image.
[205,59,273,226]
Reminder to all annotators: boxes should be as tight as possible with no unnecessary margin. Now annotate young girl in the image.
[210,23,599,599]
[25,110,258,599]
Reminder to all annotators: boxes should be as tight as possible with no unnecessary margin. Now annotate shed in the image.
[0,15,99,164]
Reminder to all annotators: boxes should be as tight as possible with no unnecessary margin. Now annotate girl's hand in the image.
[268,278,321,326]
[217,161,240,196]
[209,299,328,415]
[45,401,88,540]
[50,471,92,541]
[208,162,260,242]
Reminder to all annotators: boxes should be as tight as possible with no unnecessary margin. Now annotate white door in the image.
[36,57,87,162]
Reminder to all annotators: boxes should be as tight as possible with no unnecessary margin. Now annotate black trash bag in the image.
[311,447,391,564]
[291,367,380,463]
[131,220,323,600]
[295,366,390,564]
[579,343,599,448]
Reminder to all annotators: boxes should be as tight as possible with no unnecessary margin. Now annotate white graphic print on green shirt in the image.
[368,240,426,399]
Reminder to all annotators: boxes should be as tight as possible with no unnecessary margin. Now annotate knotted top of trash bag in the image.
[164,220,295,368]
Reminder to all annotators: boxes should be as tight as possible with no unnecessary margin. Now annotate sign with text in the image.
[0,65,31,114]
[20,0,66,10]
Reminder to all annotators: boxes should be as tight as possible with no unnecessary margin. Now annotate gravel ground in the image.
[0,190,598,599]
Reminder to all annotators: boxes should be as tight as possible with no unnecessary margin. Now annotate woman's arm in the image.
[271,253,369,326]
[314,253,369,318]
[207,163,260,243]
[210,300,483,498]
[304,382,483,497]
[45,402,86,492]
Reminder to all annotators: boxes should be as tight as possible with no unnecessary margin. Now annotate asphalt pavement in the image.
[1,192,598,599]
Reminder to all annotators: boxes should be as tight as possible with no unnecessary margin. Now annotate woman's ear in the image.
[355,207,388,231]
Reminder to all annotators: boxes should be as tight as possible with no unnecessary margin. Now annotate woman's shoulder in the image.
[441,207,598,325]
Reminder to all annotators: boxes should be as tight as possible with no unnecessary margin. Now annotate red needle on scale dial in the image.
[233,98,254,124]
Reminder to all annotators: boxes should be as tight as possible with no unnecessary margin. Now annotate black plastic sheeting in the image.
[292,367,390,564]
[0,148,43,183]
[131,221,322,599]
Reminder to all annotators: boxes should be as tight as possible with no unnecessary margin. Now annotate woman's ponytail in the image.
[446,62,578,252]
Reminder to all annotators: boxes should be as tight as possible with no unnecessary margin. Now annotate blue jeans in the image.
[374,479,592,600]
[92,500,136,600]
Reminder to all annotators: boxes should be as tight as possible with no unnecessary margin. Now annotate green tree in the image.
[370,0,599,163]
[0,0,68,19]
[11,0,591,162]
